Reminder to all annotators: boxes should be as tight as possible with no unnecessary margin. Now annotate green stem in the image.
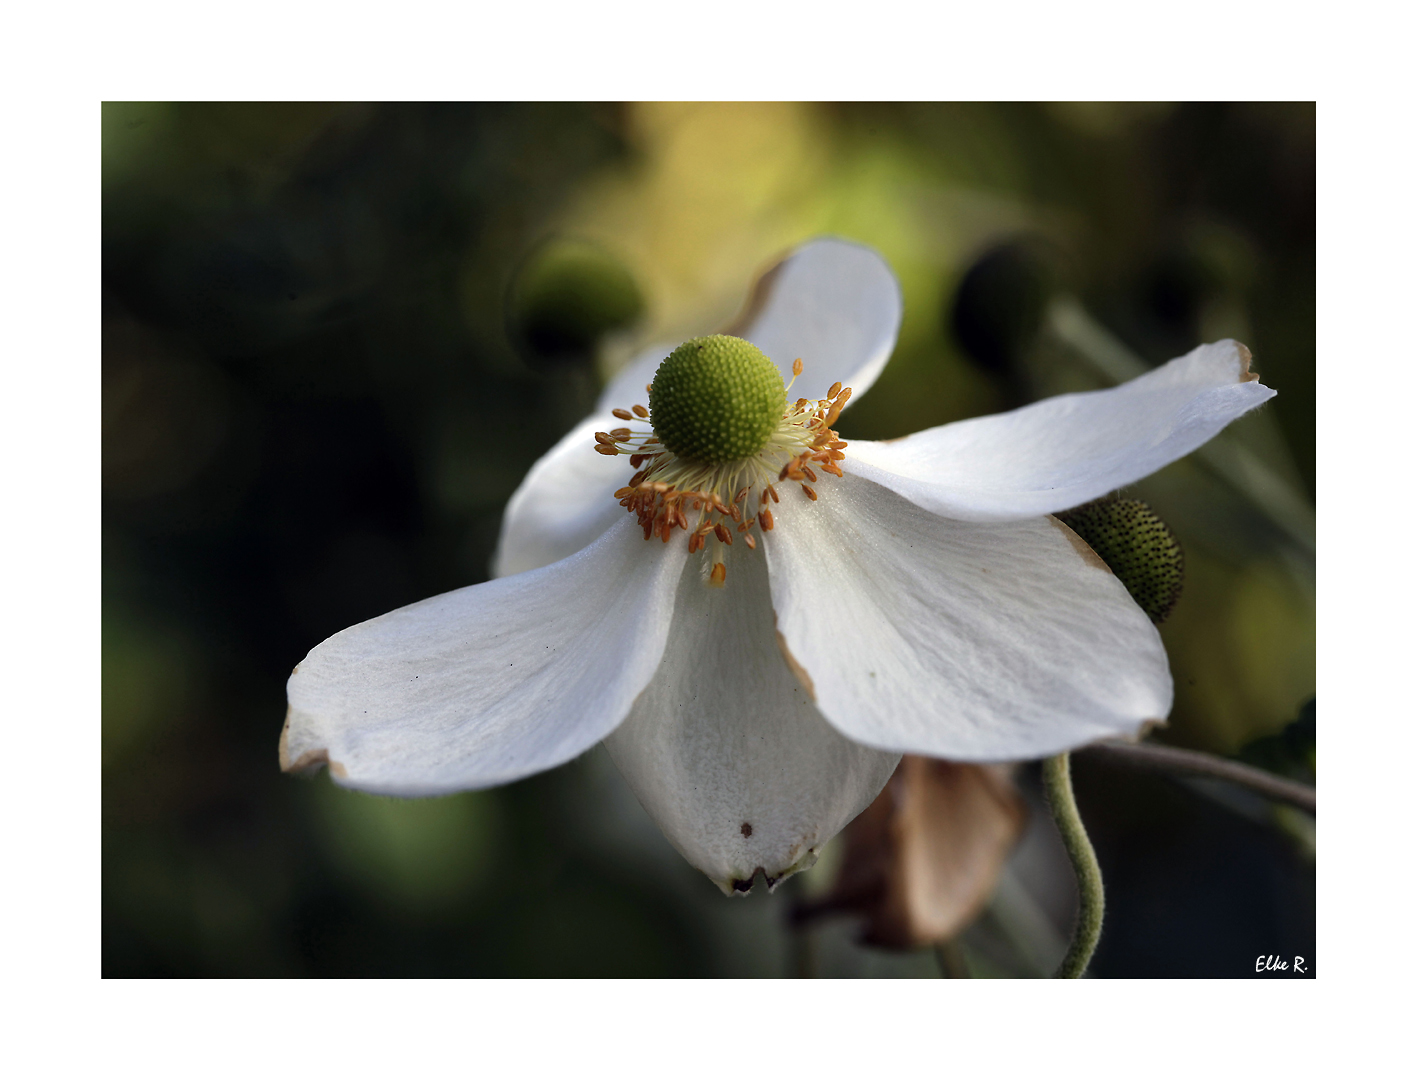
[1042,752,1104,979]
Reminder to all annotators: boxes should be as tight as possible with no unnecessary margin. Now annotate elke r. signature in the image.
[1256,955,1307,973]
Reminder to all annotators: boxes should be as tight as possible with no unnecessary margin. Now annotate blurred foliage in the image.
[1240,698,1316,785]
[948,238,1059,391]
[103,102,1313,976]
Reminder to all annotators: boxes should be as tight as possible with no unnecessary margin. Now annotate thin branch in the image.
[1083,740,1315,814]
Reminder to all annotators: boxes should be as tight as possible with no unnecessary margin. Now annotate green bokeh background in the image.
[103,102,1314,977]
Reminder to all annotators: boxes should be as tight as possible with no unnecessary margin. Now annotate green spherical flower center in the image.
[648,335,786,465]
[1056,497,1185,624]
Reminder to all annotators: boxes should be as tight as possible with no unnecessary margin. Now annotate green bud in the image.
[648,336,785,465]
[509,238,644,363]
[1056,497,1184,624]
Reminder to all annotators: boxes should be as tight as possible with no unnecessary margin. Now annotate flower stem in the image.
[1042,752,1103,979]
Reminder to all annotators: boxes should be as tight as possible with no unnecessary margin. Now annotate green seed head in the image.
[1056,497,1185,624]
[648,335,786,465]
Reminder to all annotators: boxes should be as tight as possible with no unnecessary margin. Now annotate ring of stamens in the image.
[593,359,851,586]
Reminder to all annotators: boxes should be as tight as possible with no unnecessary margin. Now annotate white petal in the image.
[604,542,900,895]
[596,237,902,414]
[848,340,1275,521]
[731,237,902,404]
[763,473,1172,761]
[283,517,688,796]
[492,415,636,577]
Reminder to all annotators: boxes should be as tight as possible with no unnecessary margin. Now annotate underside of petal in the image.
[848,339,1275,521]
[763,473,1173,761]
[604,542,900,895]
[284,517,686,796]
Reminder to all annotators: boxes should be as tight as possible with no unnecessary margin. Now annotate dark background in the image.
[103,102,1314,977]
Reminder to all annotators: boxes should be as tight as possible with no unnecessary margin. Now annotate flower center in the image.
[648,335,786,464]
[593,337,853,587]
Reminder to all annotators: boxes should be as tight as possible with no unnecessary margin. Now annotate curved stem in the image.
[1082,740,1315,814]
[1042,753,1104,979]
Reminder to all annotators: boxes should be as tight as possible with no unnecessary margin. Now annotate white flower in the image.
[281,238,1275,895]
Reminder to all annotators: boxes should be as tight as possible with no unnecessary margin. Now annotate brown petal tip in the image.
[1048,516,1112,573]
[278,709,346,777]
[1236,342,1260,382]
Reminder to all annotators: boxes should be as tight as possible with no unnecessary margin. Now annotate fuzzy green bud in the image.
[1056,497,1184,624]
[648,336,786,465]
[510,239,644,363]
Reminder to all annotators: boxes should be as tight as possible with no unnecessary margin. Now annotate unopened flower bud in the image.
[509,238,643,364]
